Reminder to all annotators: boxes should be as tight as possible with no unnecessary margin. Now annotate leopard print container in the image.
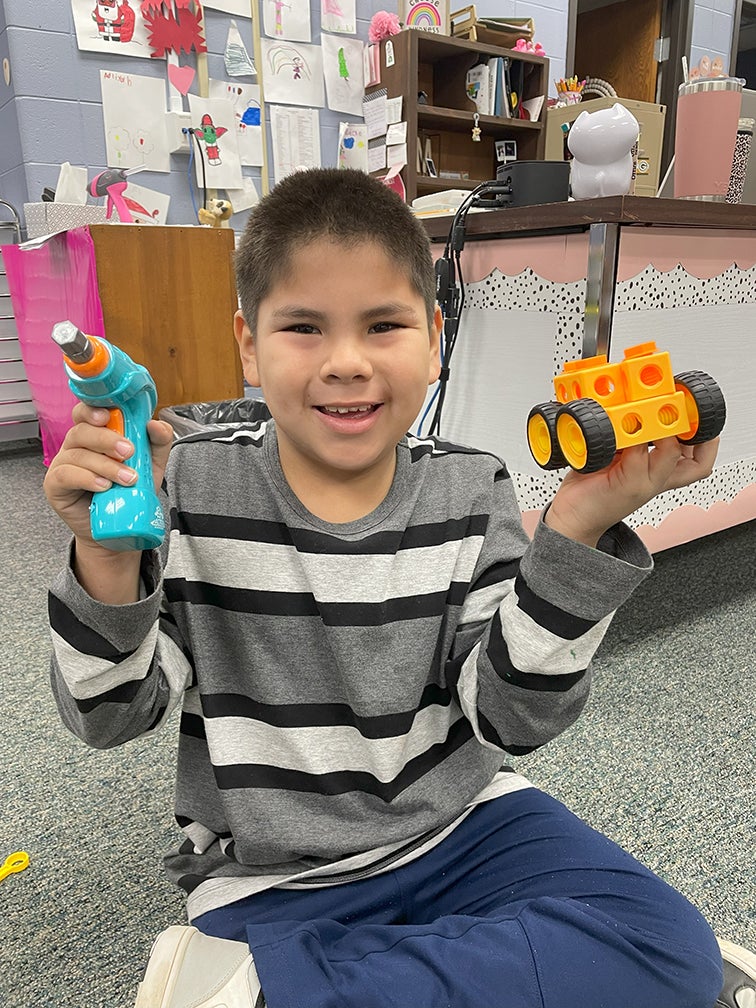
[726,117,754,204]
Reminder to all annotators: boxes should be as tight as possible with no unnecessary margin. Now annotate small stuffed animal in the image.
[198,197,233,228]
[567,103,639,200]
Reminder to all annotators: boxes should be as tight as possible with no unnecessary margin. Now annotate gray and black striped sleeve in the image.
[450,474,653,755]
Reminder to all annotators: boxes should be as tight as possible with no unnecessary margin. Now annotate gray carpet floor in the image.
[1,439,754,1008]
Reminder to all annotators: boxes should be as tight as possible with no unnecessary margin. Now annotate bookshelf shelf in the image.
[367,29,548,204]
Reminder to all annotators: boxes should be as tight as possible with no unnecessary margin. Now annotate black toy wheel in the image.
[527,402,567,470]
[556,399,617,473]
[674,371,727,444]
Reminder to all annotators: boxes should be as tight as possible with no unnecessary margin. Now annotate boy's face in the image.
[234,238,441,506]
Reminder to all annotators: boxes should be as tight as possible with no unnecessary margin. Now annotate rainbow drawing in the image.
[405,1,442,29]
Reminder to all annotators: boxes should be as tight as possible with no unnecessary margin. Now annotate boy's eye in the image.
[284,323,319,334]
[369,321,399,333]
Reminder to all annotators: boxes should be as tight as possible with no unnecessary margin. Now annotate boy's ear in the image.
[234,310,260,388]
[428,304,443,385]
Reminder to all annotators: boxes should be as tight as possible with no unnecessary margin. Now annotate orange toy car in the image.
[527,341,726,473]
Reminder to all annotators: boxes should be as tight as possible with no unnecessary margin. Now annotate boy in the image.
[44,168,753,1008]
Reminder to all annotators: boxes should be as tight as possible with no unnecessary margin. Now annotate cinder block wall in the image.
[0,0,387,230]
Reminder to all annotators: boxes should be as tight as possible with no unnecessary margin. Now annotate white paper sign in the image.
[386,96,403,124]
[262,39,324,107]
[100,70,171,173]
[204,0,251,14]
[322,34,364,117]
[224,177,261,212]
[367,140,386,172]
[385,121,407,145]
[270,105,321,182]
[362,88,388,140]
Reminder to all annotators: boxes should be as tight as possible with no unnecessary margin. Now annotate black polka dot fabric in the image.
[462,265,755,527]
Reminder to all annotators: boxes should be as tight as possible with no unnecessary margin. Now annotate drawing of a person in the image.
[272,0,290,36]
[92,0,135,43]
[292,56,303,80]
[194,113,228,166]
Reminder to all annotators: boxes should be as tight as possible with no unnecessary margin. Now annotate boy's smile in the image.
[234,238,441,521]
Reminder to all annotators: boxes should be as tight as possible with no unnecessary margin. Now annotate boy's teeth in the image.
[323,405,372,414]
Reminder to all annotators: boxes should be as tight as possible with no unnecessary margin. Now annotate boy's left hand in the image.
[545,436,720,548]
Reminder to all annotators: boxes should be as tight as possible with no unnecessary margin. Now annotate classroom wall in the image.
[0,3,26,220]
[473,0,569,95]
[690,0,736,77]
[0,0,386,231]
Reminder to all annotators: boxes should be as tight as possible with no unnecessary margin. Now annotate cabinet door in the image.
[89,225,243,414]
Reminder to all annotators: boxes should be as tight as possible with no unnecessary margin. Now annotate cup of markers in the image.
[556,77,585,105]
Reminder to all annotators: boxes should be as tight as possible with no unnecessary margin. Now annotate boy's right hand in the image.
[43,403,174,550]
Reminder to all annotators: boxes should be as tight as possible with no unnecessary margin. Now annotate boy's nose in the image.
[321,337,373,381]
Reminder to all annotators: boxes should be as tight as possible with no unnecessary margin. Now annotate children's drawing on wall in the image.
[322,33,364,117]
[188,95,244,189]
[224,20,256,76]
[209,79,263,166]
[141,0,207,58]
[120,181,171,224]
[71,0,150,55]
[321,0,356,35]
[261,39,324,106]
[263,0,311,43]
[100,70,171,172]
[338,122,368,171]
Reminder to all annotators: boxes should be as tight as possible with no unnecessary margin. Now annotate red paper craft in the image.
[141,1,208,58]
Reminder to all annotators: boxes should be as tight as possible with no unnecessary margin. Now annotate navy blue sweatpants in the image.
[194,787,723,1008]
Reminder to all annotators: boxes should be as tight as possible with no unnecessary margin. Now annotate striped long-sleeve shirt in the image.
[48,421,652,920]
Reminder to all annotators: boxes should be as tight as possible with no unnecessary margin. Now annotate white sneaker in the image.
[134,925,264,1008]
[717,939,756,1008]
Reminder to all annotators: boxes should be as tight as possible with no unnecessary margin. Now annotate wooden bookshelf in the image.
[367,29,548,203]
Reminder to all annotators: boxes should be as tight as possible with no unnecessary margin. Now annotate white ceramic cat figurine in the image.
[567,103,640,199]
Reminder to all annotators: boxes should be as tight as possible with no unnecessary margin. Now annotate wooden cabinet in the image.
[88,225,243,416]
[368,29,549,203]
[4,224,243,464]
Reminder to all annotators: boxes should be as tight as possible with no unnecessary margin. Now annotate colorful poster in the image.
[209,78,263,167]
[261,39,324,107]
[322,34,364,117]
[321,0,356,35]
[187,95,244,189]
[71,0,151,57]
[398,0,449,35]
[100,70,171,173]
[263,0,311,42]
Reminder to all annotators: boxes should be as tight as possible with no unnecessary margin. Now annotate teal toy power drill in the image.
[52,320,165,552]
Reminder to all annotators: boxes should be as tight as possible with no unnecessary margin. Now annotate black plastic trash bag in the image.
[159,397,271,438]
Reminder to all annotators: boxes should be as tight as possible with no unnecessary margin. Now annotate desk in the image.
[422,197,756,551]
[3,224,243,464]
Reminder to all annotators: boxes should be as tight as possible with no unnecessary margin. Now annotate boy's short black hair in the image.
[235,168,437,330]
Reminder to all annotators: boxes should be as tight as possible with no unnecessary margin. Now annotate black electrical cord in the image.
[428,180,512,437]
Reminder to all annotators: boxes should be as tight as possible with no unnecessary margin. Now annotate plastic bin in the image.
[159,397,271,438]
